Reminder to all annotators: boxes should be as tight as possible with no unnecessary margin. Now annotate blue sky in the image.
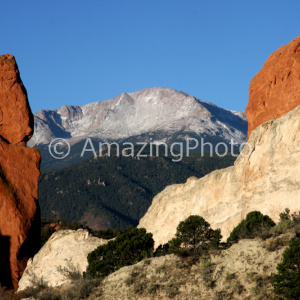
[2,0,300,113]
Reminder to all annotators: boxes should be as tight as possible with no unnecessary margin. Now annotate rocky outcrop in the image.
[17,229,108,291]
[139,104,300,246]
[246,36,300,137]
[0,54,41,289]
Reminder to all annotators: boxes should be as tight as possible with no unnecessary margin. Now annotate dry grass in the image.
[16,264,102,300]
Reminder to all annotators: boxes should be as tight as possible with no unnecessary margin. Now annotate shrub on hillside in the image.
[94,225,135,240]
[87,227,154,278]
[272,238,300,299]
[153,243,170,257]
[227,211,275,243]
[270,208,300,237]
[168,215,222,256]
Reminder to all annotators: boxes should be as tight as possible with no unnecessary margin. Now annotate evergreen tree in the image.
[176,215,213,249]
[87,227,154,278]
[210,228,222,249]
[227,211,275,242]
[169,215,222,253]
[272,238,300,299]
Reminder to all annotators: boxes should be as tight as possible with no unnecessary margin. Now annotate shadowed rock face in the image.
[246,36,300,138]
[0,54,41,289]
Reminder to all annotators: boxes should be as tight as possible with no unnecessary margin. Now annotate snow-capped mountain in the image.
[28,87,247,147]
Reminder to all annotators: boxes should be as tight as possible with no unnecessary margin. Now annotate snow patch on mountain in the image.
[28,87,247,147]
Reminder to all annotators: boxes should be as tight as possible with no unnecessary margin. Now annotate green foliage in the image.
[94,228,119,239]
[153,243,170,257]
[38,146,236,230]
[267,209,300,238]
[94,226,135,239]
[272,238,300,299]
[87,227,154,278]
[176,215,213,249]
[227,211,275,243]
[279,208,300,229]
[280,208,292,222]
[210,228,222,249]
[168,237,183,255]
[169,215,222,255]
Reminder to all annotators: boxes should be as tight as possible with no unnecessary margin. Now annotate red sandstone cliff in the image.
[0,54,41,289]
[246,36,300,137]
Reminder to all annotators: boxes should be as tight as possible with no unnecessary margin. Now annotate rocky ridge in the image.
[28,87,247,147]
[0,54,41,289]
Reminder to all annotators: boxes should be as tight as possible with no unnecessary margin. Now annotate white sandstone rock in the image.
[139,105,300,246]
[18,229,107,291]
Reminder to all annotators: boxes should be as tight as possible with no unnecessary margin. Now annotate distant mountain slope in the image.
[38,147,236,230]
[28,87,247,147]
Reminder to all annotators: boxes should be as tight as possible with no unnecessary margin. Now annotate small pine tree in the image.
[211,228,222,249]
[272,238,300,299]
[87,227,154,278]
[169,215,222,253]
[227,211,275,242]
[176,215,213,249]
[279,208,291,222]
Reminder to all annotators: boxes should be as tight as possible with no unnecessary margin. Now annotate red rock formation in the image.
[246,36,300,138]
[0,54,41,289]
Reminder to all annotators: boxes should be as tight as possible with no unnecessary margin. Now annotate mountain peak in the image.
[28,88,247,147]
